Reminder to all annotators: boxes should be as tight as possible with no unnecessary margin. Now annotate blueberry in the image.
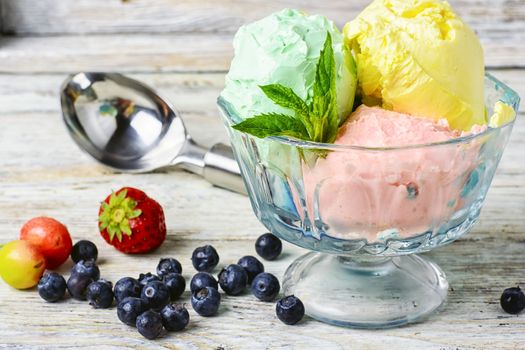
[86,279,114,309]
[191,245,220,272]
[138,272,161,287]
[71,260,100,281]
[163,273,186,300]
[191,287,221,317]
[38,272,67,302]
[251,273,280,302]
[276,295,305,325]
[71,240,98,263]
[218,264,248,296]
[141,281,170,310]
[160,303,190,331]
[190,272,218,293]
[117,297,147,326]
[255,233,282,261]
[500,286,525,314]
[238,255,264,283]
[67,274,94,300]
[114,277,142,303]
[136,310,164,340]
[156,258,182,278]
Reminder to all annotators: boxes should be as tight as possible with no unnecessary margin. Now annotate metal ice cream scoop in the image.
[60,72,245,194]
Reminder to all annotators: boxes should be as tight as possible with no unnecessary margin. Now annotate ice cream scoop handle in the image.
[203,143,247,195]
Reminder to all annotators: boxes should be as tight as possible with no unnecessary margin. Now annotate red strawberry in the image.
[98,187,166,254]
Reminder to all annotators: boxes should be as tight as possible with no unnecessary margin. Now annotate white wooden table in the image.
[0,1,524,349]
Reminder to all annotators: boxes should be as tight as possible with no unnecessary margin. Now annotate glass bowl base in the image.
[282,252,448,329]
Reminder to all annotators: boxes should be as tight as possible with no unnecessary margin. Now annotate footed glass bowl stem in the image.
[282,252,448,328]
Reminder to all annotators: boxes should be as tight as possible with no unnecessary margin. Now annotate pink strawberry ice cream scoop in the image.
[301,105,486,242]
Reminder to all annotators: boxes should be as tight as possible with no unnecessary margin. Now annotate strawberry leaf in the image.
[99,220,109,231]
[98,190,142,242]
[129,209,142,219]
[116,189,127,202]
[120,220,132,236]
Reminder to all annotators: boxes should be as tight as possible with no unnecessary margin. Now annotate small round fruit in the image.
[191,245,219,272]
[0,240,46,289]
[136,310,164,340]
[163,273,186,300]
[71,260,100,281]
[255,233,282,261]
[117,297,147,326]
[38,272,67,302]
[20,217,73,269]
[191,287,221,317]
[251,273,280,302]
[138,272,161,287]
[71,240,98,263]
[500,286,525,314]
[67,274,94,300]
[238,255,264,283]
[276,295,305,325]
[160,303,190,331]
[190,272,218,293]
[114,277,142,302]
[86,280,114,309]
[218,264,248,296]
[141,281,170,310]
[156,258,182,278]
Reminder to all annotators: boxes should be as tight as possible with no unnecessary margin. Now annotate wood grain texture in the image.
[1,0,524,37]
[0,31,524,75]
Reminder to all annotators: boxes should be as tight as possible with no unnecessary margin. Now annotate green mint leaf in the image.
[260,84,313,138]
[309,32,339,143]
[234,31,340,149]
[260,84,309,116]
[312,32,335,100]
[232,113,309,140]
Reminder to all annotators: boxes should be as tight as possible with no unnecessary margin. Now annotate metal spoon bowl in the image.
[61,72,245,194]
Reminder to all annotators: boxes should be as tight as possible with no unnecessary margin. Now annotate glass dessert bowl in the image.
[219,74,520,329]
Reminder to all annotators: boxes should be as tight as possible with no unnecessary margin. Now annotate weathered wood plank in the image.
[0,73,225,116]
[0,30,524,75]
[0,34,232,74]
[0,70,523,115]
[0,200,524,349]
[1,0,524,37]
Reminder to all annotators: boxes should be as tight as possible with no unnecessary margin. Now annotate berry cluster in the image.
[38,240,99,303]
[115,264,189,339]
[185,235,304,325]
[36,233,305,340]
[38,242,190,340]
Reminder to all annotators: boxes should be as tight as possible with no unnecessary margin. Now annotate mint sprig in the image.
[232,32,339,144]
[229,112,309,139]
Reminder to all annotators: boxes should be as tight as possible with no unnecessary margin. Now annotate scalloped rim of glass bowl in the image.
[218,72,521,256]
[219,73,520,152]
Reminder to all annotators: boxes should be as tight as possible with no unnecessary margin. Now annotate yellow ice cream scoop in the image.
[344,0,486,131]
[489,101,516,128]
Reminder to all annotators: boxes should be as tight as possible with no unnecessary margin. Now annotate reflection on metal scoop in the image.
[60,72,245,194]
